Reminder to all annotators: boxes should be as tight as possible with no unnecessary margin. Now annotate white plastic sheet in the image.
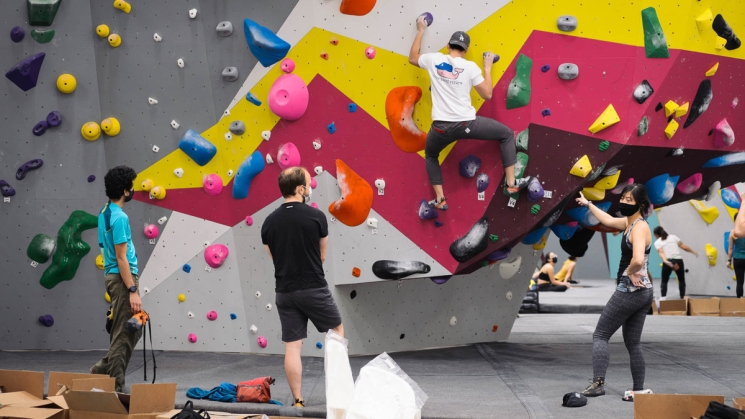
[325,330,355,419]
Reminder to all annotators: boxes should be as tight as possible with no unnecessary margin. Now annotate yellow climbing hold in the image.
[664,100,679,117]
[113,0,131,13]
[105,292,111,303]
[56,74,76,94]
[715,37,726,50]
[581,187,605,201]
[96,24,110,38]
[101,117,121,136]
[689,200,720,225]
[664,119,679,140]
[96,254,104,270]
[533,230,549,250]
[150,186,167,200]
[594,171,621,190]
[178,293,186,303]
[705,243,717,266]
[140,178,155,191]
[695,9,713,33]
[81,122,101,141]
[588,104,620,134]
[108,33,122,47]
[570,155,592,178]
[675,102,689,118]
[705,62,719,77]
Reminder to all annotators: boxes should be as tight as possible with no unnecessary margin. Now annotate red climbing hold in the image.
[328,159,374,227]
[339,0,376,16]
[385,86,427,153]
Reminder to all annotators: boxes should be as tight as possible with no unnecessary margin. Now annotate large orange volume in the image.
[328,159,374,227]
[339,0,376,16]
[385,86,427,153]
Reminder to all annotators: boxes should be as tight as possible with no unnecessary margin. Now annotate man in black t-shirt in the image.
[261,166,344,408]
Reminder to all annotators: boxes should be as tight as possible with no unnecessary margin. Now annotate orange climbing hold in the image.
[328,159,374,227]
[320,52,329,60]
[339,0,376,16]
[352,267,361,277]
[385,86,427,153]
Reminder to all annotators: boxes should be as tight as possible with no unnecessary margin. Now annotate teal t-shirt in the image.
[98,201,138,276]
[734,237,745,259]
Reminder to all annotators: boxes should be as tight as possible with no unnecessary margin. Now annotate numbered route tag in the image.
[371,229,378,235]
[30,261,38,268]
[378,188,384,196]
[543,190,553,198]
[330,217,336,223]
[508,197,517,207]
[149,239,156,245]
[3,197,10,203]
[204,266,212,273]
[478,192,485,201]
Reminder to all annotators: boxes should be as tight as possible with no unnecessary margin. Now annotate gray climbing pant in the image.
[91,273,142,392]
[592,287,653,391]
[424,116,517,185]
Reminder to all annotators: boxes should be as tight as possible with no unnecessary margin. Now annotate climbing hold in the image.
[87,175,96,182]
[638,116,649,137]
[527,177,544,203]
[10,26,25,43]
[690,200,720,225]
[39,211,97,289]
[588,104,620,134]
[706,62,719,77]
[476,173,490,193]
[506,54,532,109]
[5,52,46,91]
[153,33,162,42]
[187,312,195,319]
[311,178,317,189]
[55,74,77,94]
[384,86,427,153]
[365,47,376,59]
[569,155,592,178]
[459,155,481,178]
[374,179,385,191]
[228,121,245,136]
[107,33,122,48]
[522,227,549,245]
[276,142,300,170]
[33,121,49,136]
[530,204,541,215]
[541,109,551,117]
[183,264,191,273]
[566,202,611,227]
[320,52,329,60]
[487,234,498,243]
[551,223,579,241]
[515,128,529,152]
[203,174,223,196]
[221,67,239,82]
[712,14,741,51]
[243,18,290,67]
[720,187,741,209]
[30,29,54,44]
[27,234,55,264]
[16,159,43,180]
[96,255,104,270]
[713,119,734,147]
[38,315,54,327]
[329,38,339,46]
[372,260,431,280]
[216,21,233,37]
[581,187,605,201]
[644,174,679,205]
[47,111,61,127]
[149,186,166,200]
[348,103,357,113]
[675,102,689,118]
[206,310,218,321]
[434,220,444,227]
[246,92,261,106]
[265,154,274,164]
[599,141,610,152]
[504,152,529,197]
[705,243,718,266]
[178,129,217,166]
[655,102,663,112]
[268,74,309,121]
[540,64,550,73]
[633,80,654,104]
[557,15,578,32]
[0,180,16,197]
[558,63,579,80]
[676,173,702,195]
[188,333,197,343]
[664,100,678,117]
[366,218,378,229]
[257,336,267,348]
[262,130,271,141]
[205,244,229,268]
[683,80,712,129]
[664,119,679,140]
[170,120,180,130]
[499,255,522,280]
[696,9,713,33]
[418,199,438,220]
[188,8,197,18]
[418,12,433,26]
[279,58,295,74]
[327,122,336,134]
[178,293,186,303]
[101,117,120,136]
[450,217,489,263]
[703,153,745,168]
[641,7,670,58]
[232,151,265,199]
[339,0,376,16]
[113,0,131,13]
[594,171,621,190]
[329,160,374,227]
[140,179,154,191]
[143,224,158,239]
[313,139,322,150]
[173,168,184,178]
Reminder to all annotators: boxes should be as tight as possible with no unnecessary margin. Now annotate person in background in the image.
[652,227,698,299]
[735,193,745,238]
[533,251,570,292]
[727,212,745,298]
[555,255,579,284]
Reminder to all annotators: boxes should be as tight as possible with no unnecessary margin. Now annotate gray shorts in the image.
[276,287,342,342]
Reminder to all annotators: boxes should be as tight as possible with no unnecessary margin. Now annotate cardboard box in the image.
[47,372,108,396]
[659,299,688,316]
[157,411,266,419]
[719,298,745,317]
[687,297,720,316]
[63,383,176,419]
[0,370,45,399]
[0,391,67,419]
[70,377,115,392]
[634,394,724,419]
[0,406,64,419]
[734,397,745,410]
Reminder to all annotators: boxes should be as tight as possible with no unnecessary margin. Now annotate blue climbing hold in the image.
[644,174,679,205]
[434,220,444,227]
[540,64,550,73]
[327,122,336,134]
[183,263,191,273]
[487,248,511,261]
[418,199,438,220]
[541,109,551,117]
[459,155,481,178]
[348,103,357,112]
[5,52,45,91]
[246,92,262,106]
[33,120,49,136]
[522,227,548,245]
[476,173,490,193]
[243,19,291,67]
[11,26,25,43]
[178,129,217,166]
[38,314,54,327]
[230,313,237,320]
[431,275,451,284]
[566,202,611,227]
[724,231,730,254]
[550,223,579,241]
[703,152,745,168]
[87,175,96,183]
[233,151,265,199]
[721,188,741,209]
[316,342,323,349]
[16,159,43,180]
[1,180,16,197]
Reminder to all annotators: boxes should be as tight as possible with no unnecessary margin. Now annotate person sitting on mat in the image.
[555,255,579,284]
[533,251,570,292]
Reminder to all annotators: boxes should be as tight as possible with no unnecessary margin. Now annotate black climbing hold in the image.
[476,173,490,193]
[434,220,444,227]
[708,129,714,136]
[350,290,357,299]
[399,334,405,339]
[683,79,712,129]
[87,175,96,182]
[459,154,481,178]
[633,80,654,104]
[559,226,595,258]
[371,260,431,280]
[667,115,674,123]
[449,217,489,263]
[666,148,684,157]
[655,102,663,112]
[229,121,245,135]
[712,14,741,51]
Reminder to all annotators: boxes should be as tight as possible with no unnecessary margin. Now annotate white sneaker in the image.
[623,389,653,402]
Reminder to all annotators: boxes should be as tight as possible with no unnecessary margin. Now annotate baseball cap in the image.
[562,392,588,407]
[449,31,470,50]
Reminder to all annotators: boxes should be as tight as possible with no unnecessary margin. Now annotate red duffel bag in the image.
[236,376,275,403]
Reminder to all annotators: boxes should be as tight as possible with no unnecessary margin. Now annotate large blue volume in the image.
[243,19,291,67]
[232,151,265,199]
[178,129,217,166]
[5,52,45,91]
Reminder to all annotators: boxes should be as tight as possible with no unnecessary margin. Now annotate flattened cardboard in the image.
[659,299,688,316]
[634,394,724,419]
[129,384,176,414]
[71,378,115,392]
[0,370,45,399]
[48,373,107,396]
[0,406,64,419]
[0,391,42,406]
[688,297,720,316]
[720,298,745,317]
[734,397,745,410]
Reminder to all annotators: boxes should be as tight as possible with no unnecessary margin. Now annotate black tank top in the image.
[537,270,550,282]
[617,218,651,281]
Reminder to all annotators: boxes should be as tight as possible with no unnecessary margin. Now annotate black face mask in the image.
[552,256,558,263]
[124,188,134,202]
[618,202,640,216]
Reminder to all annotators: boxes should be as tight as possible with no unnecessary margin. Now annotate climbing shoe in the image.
[427,196,448,211]
[507,176,531,193]
[293,398,305,407]
[582,378,605,397]
[623,389,652,402]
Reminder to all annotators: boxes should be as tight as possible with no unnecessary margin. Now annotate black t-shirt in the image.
[261,202,329,293]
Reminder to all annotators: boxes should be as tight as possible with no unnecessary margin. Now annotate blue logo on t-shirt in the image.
[435,62,464,80]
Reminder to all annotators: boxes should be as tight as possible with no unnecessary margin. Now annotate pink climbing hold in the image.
[245,215,253,226]
[257,336,267,348]
[611,178,634,195]
[280,58,295,73]
[676,173,703,194]
[203,174,224,196]
[206,310,218,321]
[365,47,376,59]
[188,333,197,343]
[566,221,579,228]
[204,243,229,268]
[310,202,319,209]
[310,177,317,189]
[713,118,735,147]
[268,74,309,121]
[277,142,301,170]
[143,224,159,239]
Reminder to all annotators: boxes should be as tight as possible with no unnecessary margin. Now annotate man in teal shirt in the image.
[90,165,143,392]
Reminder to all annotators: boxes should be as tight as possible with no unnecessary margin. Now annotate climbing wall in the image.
[2,0,744,355]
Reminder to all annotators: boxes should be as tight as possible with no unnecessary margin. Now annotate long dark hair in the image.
[619,183,651,218]
[653,226,668,240]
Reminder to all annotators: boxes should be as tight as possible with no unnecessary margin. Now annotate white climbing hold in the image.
[506,291,513,300]
[227,169,233,177]
[375,179,386,190]
[157,216,168,225]
[250,324,258,334]
[265,154,274,164]
[366,218,378,228]
[174,168,184,178]
[266,303,272,311]
[449,316,457,326]
[224,132,233,141]
[203,240,210,248]
[177,58,185,68]
[188,311,195,318]
[153,33,162,42]
[152,145,160,153]
[188,8,197,18]
[222,109,230,117]
[499,255,522,280]
[314,166,323,175]
[261,130,271,141]
[148,97,158,105]
[255,291,261,298]
[313,139,322,150]
[143,287,150,294]
[170,120,180,129]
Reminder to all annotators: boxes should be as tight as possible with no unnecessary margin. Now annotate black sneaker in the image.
[506,176,532,193]
[568,279,580,284]
[582,379,605,397]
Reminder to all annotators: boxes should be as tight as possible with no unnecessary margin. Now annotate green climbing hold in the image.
[39,210,97,289]
[598,140,610,152]
[515,128,529,152]
[506,54,532,109]
[30,29,55,44]
[531,204,541,215]
[504,152,529,197]
[641,7,670,58]
[489,234,499,242]
[27,234,56,264]
[27,0,62,26]
[638,116,649,137]
[481,261,489,267]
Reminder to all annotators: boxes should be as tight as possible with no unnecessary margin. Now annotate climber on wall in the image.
[408,15,531,210]
[736,195,745,238]
[90,165,143,392]
[652,226,698,299]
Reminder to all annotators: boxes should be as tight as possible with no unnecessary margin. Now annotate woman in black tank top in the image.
[532,251,569,292]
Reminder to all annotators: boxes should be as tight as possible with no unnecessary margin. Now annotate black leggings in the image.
[734,258,745,298]
[538,282,568,292]
[660,258,685,298]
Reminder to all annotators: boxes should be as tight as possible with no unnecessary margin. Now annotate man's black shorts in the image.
[276,287,342,342]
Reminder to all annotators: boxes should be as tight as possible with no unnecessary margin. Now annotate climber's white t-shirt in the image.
[418,53,485,122]
[654,234,682,259]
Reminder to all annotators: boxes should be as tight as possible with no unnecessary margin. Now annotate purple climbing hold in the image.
[38,314,54,327]
[87,175,96,182]
[0,179,16,197]
[11,26,25,43]
[5,52,45,92]
[541,108,551,117]
[33,120,49,136]
[430,275,451,285]
[418,199,438,220]
[527,177,544,202]
[46,111,61,127]
[459,154,481,178]
[16,159,43,180]
[418,12,433,27]
[434,220,444,227]
[540,64,550,73]
[487,248,512,261]
[483,52,500,63]
[476,173,490,193]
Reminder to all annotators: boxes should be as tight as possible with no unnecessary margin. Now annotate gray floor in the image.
[2,279,744,419]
